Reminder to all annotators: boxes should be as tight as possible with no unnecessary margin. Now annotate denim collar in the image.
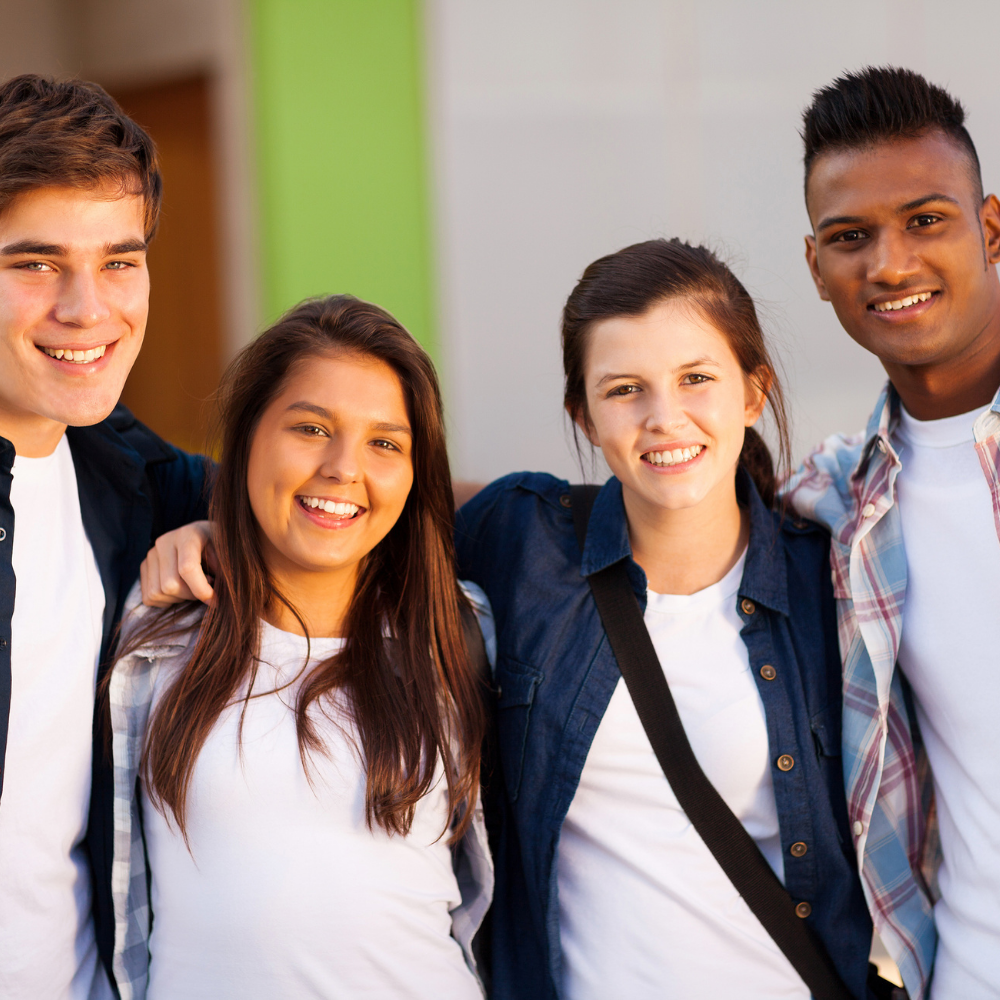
[578,468,789,616]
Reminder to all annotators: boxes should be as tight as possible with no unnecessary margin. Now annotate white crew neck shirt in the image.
[142,620,480,1000]
[0,435,107,1000]
[557,550,809,1000]
[894,403,1000,998]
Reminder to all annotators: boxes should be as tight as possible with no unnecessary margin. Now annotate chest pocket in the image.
[495,656,543,801]
[810,706,841,760]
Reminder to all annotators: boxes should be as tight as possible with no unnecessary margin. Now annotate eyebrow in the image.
[817,193,961,232]
[286,402,411,435]
[0,238,148,256]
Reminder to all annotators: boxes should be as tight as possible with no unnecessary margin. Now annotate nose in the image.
[318,435,361,484]
[52,269,112,329]
[866,228,921,287]
[643,387,687,434]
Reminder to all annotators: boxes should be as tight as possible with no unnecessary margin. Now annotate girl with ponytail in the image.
[455,239,873,998]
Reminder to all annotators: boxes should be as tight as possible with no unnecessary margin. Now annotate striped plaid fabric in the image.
[784,381,1000,1000]
[105,584,495,1000]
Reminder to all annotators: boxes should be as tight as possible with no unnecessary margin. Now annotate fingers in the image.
[139,520,216,607]
[176,525,215,603]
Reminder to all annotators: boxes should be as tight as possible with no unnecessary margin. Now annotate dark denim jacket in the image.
[455,470,873,1000]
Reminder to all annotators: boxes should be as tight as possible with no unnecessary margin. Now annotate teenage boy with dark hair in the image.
[786,66,1000,999]
[0,75,208,999]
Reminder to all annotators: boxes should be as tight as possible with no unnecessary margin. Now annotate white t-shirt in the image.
[142,620,481,1000]
[894,403,1000,999]
[557,550,809,1000]
[0,435,107,1000]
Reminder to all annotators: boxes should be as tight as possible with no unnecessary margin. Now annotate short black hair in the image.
[802,66,982,200]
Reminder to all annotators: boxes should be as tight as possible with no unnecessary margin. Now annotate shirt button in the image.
[853,820,864,837]
[0,527,6,541]
[795,901,812,919]
[790,841,808,857]
[741,598,756,615]
[861,503,876,518]
[776,754,795,771]
[760,664,777,681]
[559,494,572,508]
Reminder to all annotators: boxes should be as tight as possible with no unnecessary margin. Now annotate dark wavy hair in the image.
[561,238,790,507]
[131,295,487,841]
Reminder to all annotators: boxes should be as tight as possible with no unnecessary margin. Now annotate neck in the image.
[263,562,360,638]
[624,472,748,595]
[0,407,67,458]
[885,305,1000,421]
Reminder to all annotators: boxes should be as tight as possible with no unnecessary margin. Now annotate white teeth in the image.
[42,344,107,363]
[645,444,704,466]
[873,292,932,312]
[299,496,360,517]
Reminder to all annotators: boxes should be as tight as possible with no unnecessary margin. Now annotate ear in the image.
[744,367,771,427]
[804,234,831,302]
[982,194,1000,265]
[567,403,600,447]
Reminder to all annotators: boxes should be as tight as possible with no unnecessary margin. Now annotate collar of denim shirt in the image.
[578,466,790,617]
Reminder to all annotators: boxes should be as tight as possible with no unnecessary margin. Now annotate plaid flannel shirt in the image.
[784,381,1000,1000]
[106,583,496,1000]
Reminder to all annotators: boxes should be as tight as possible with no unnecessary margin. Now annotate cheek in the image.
[587,401,631,453]
[116,276,150,332]
[373,462,414,520]
[246,434,289,527]
[0,282,46,338]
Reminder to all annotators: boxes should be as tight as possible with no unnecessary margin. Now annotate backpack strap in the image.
[569,484,856,1000]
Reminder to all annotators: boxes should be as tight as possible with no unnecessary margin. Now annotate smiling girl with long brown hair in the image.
[103,296,492,1000]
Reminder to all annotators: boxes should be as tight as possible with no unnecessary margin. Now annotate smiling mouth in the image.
[39,344,109,364]
[643,444,704,467]
[296,495,364,519]
[869,291,936,313]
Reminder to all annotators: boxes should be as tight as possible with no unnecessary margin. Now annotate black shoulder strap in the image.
[569,485,855,1000]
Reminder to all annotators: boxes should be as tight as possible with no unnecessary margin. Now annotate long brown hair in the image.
[134,295,487,841]
[561,238,791,506]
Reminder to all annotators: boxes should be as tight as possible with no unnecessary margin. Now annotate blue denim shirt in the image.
[455,470,873,1000]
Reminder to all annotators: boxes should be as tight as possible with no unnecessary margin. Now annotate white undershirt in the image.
[142,620,480,1000]
[557,550,808,1000]
[894,403,1000,999]
[0,435,106,1000]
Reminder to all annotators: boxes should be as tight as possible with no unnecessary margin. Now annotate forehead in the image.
[0,184,146,242]
[587,298,740,371]
[805,131,980,225]
[280,351,409,417]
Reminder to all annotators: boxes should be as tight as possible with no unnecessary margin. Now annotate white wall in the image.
[428,0,1000,481]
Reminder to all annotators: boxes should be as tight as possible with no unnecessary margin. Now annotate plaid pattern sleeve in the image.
[784,383,938,1000]
[106,589,202,1000]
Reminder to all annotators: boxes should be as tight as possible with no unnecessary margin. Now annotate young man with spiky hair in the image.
[786,66,1000,999]
[0,76,209,999]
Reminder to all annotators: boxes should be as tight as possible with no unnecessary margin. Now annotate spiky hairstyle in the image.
[802,66,981,198]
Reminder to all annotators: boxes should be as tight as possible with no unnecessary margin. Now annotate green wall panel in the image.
[250,0,435,353]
